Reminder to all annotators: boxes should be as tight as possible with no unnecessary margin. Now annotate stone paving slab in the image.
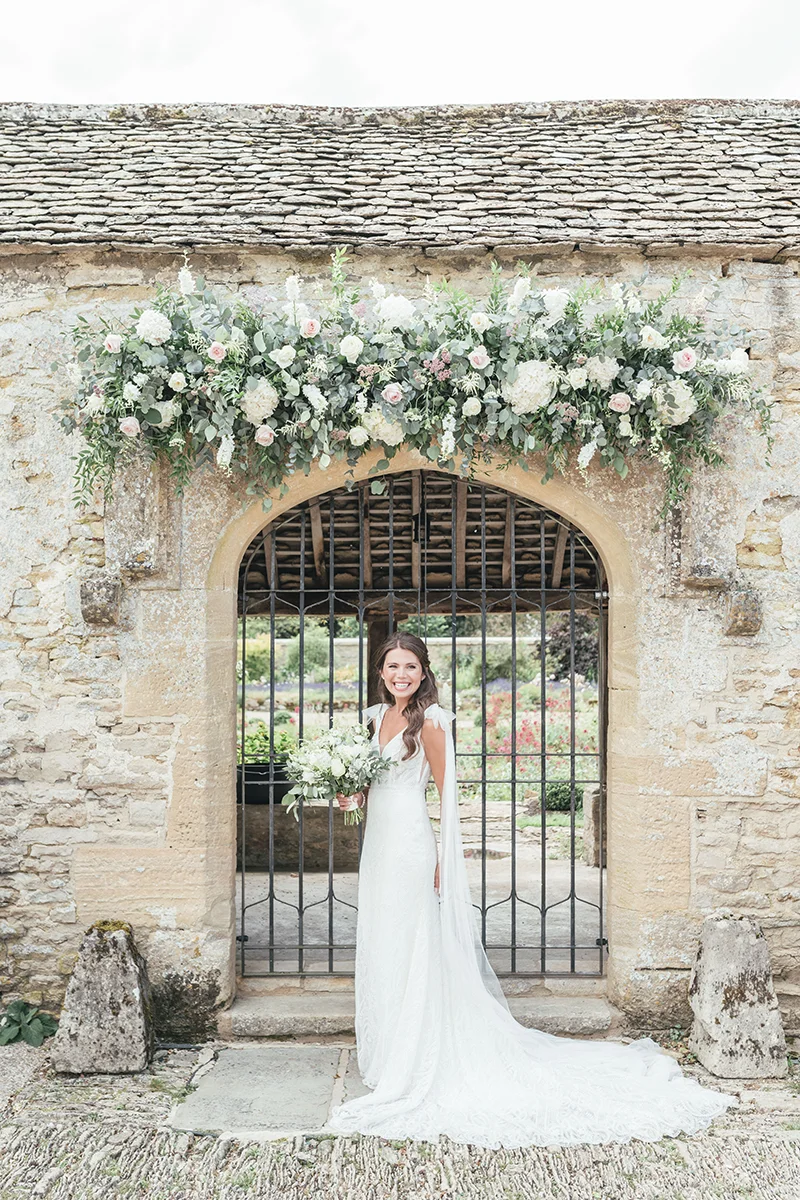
[1,1036,800,1199]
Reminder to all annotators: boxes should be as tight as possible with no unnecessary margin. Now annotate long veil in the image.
[424,703,511,1013]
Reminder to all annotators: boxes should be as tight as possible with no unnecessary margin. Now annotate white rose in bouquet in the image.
[283,724,390,825]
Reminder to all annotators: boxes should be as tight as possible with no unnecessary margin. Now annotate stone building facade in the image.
[1,101,799,1040]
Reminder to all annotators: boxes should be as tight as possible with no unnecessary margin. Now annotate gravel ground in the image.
[2,1035,800,1200]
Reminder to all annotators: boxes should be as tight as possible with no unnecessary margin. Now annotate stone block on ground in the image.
[688,912,788,1078]
[51,920,155,1075]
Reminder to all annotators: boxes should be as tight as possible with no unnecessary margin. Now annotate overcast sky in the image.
[1,0,797,106]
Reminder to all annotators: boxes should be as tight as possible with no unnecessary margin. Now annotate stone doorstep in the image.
[217,994,620,1040]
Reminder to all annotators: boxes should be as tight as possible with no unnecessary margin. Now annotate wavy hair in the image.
[374,632,439,760]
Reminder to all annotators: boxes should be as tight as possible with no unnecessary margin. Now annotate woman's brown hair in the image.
[374,632,439,760]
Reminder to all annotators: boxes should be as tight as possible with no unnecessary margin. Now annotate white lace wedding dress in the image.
[326,702,736,1148]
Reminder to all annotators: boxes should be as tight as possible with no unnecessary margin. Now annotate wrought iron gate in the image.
[237,470,608,978]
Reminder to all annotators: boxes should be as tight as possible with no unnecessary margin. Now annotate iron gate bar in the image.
[236,472,608,977]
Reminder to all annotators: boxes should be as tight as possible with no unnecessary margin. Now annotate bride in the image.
[326,632,737,1148]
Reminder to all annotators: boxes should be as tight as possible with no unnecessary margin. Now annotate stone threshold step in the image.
[218,994,619,1039]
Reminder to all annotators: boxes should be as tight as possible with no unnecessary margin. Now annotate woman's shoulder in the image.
[423,703,456,729]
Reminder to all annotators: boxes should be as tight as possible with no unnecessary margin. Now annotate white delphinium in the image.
[507,277,531,312]
[585,356,621,389]
[375,293,416,330]
[541,288,571,328]
[303,384,328,414]
[135,310,172,346]
[241,379,279,424]
[178,266,195,296]
[282,300,310,324]
[440,411,457,458]
[285,275,303,301]
[216,434,235,471]
[624,292,643,314]
[577,441,598,469]
[653,379,698,425]
[504,360,557,415]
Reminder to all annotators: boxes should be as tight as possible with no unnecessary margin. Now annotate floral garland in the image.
[62,250,771,518]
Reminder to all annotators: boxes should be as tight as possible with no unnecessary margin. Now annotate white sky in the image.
[1,0,798,106]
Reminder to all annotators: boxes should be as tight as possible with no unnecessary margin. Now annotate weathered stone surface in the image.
[688,913,788,1078]
[79,573,121,625]
[51,920,155,1074]
[725,588,763,636]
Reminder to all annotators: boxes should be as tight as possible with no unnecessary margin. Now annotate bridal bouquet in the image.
[282,724,389,825]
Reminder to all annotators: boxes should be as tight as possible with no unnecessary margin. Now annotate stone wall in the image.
[1,244,798,1036]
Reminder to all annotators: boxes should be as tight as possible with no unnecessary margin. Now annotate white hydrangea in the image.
[241,379,279,424]
[585,356,621,390]
[302,384,328,414]
[503,360,557,415]
[135,310,172,346]
[653,379,698,426]
[639,325,669,350]
[541,289,570,328]
[362,408,405,446]
[122,381,141,404]
[339,334,364,363]
[375,293,416,330]
[462,397,482,417]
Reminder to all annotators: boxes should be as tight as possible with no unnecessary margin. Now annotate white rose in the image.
[672,346,698,374]
[349,426,369,446]
[541,288,570,328]
[270,345,297,369]
[503,359,557,416]
[300,318,321,339]
[618,416,633,437]
[462,398,482,417]
[634,379,653,401]
[639,325,669,350]
[381,382,404,405]
[135,310,172,346]
[467,347,490,370]
[241,379,279,424]
[585,356,620,390]
[339,334,364,363]
[653,379,698,426]
[375,293,416,329]
[119,416,141,437]
[728,347,750,374]
[255,424,275,447]
[330,759,346,778]
[168,372,187,392]
[104,334,122,354]
[567,367,588,390]
[469,312,493,334]
[122,381,141,404]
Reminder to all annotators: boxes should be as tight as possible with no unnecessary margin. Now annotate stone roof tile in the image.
[1,100,799,250]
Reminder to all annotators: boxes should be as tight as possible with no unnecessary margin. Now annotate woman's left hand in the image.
[434,862,440,894]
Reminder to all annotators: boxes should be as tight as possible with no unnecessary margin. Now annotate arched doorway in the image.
[235,470,608,980]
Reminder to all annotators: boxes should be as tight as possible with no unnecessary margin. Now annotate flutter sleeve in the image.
[423,703,456,728]
[361,703,384,728]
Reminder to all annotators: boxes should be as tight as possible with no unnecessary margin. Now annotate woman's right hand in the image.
[336,791,364,811]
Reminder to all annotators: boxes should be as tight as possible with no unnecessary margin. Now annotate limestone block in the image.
[50,920,155,1074]
[688,912,788,1078]
[725,589,763,636]
[79,574,121,626]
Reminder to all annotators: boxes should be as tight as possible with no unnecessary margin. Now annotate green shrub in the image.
[284,623,330,680]
[545,613,599,682]
[240,724,297,763]
[543,781,584,811]
[0,1000,58,1046]
[463,643,538,687]
[244,642,271,683]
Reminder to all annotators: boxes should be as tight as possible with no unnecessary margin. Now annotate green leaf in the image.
[253,331,266,353]
[20,1021,43,1048]
[205,426,218,442]
[145,409,162,425]
[319,453,331,469]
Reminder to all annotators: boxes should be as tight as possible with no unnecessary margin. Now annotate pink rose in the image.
[119,416,141,437]
[672,347,697,373]
[381,382,404,404]
[300,318,321,338]
[609,392,631,413]
[208,341,227,363]
[104,334,122,354]
[467,347,490,370]
[254,424,275,447]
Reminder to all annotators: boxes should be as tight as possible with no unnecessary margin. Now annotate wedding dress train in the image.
[326,702,737,1148]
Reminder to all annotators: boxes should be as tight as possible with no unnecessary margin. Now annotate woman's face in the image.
[380,647,424,701]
